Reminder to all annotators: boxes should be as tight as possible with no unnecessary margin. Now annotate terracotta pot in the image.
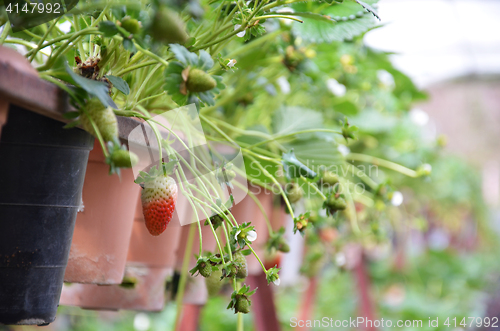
[64,140,140,284]
[0,99,8,138]
[60,196,189,311]
[230,185,273,275]
[0,46,38,143]
[59,266,170,312]
[127,197,183,269]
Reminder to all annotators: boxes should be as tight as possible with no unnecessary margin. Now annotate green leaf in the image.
[106,75,130,95]
[272,107,324,137]
[277,11,337,23]
[291,1,379,43]
[63,121,81,129]
[198,50,214,70]
[169,43,197,65]
[62,111,80,119]
[334,100,359,115]
[292,15,376,43]
[282,149,317,180]
[122,38,137,52]
[286,139,343,168]
[64,62,117,109]
[98,21,119,37]
[162,160,178,175]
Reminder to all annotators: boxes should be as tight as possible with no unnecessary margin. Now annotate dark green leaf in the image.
[63,121,81,129]
[98,21,119,37]
[122,38,137,52]
[106,75,130,95]
[63,111,80,119]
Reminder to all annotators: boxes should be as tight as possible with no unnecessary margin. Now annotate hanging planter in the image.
[127,197,183,270]
[0,99,7,138]
[60,197,184,311]
[59,267,171,312]
[64,140,140,284]
[0,107,93,325]
[0,48,93,325]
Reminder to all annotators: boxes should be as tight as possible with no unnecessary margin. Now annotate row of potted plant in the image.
[0,0,444,328]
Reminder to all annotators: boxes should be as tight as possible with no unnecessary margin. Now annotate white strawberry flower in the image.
[391,191,404,206]
[337,144,350,156]
[326,78,346,96]
[235,229,257,242]
[234,25,246,38]
[247,230,257,242]
[273,277,281,286]
[227,59,237,68]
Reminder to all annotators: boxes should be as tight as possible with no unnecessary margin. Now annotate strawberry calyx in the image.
[134,160,178,186]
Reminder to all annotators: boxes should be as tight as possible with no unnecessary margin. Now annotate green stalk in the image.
[134,41,169,68]
[339,178,361,235]
[253,15,303,23]
[249,129,342,148]
[0,24,11,44]
[115,60,157,76]
[346,153,418,177]
[246,154,295,219]
[30,19,62,61]
[81,107,109,158]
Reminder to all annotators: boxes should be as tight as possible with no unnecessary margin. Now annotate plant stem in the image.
[0,24,11,44]
[115,60,157,76]
[29,19,60,62]
[249,129,342,148]
[134,41,169,68]
[173,222,196,331]
[253,15,303,23]
[246,155,295,219]
[346,153,418,177]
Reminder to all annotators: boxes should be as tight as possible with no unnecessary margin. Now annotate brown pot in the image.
[0,46,38,138]
[60,196,191,311]
[127,198,183,269]
[64,140,140,284]
[230,184,273,275]
[0,99,8,138]
[59,266,170,312]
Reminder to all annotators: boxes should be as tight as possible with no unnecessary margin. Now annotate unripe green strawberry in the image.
[80,99,118,142]
[277,238,290,253]
[324,193,346,216]
[235,295,250,314]
[141,175,178,236]
[121,16,141,35]
[199,262,212,278]
[320,171,339,186]
[151,8,188,44]
[206,268,223,297]
[186,68,216,92]
[111,149,139,168]
[234,252,248,279]
[287,183,303,203]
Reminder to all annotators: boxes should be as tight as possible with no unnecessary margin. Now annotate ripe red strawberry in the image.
[141,175,178,236]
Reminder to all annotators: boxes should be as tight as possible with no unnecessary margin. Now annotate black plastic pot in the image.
[0,105,93,325]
